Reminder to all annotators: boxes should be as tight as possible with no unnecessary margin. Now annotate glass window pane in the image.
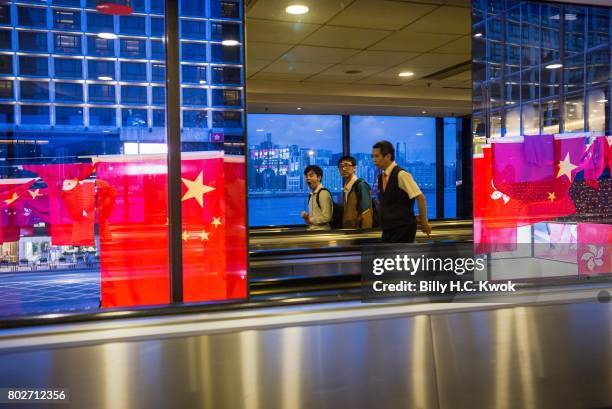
[121,107,147,126]
[54,81,83,102]
[181,20,206,39]
[20,56,49,77]
[53,9,81,31]
[86,12,113,33]
[0,79,13,99]
[18,7,47,28]
[19,32,48,52]
[587,88,608,133]
[21,104,49,124]
[541,99,560,134]
[55,106,83,125]
[0,55,12,74]
[20,80,49,100]
[443,118,458,218]
[247,114,342,226]
[54,33,82,54]
[88,83,115,103]
[120,85,147,104]
[88,59,115,80]
[350,116,436,218]
[211,0,240,19]
[181,42,207,62]
[120,62,147,82]
[89,107,116,126]
[563,95,585,132]
[0,30,12,50]
[182,87,207,106]
[120,39,146,59]
[119,16,145,35]
[211,66,240,85]
[54,58,82,78]
[87,36,115,57]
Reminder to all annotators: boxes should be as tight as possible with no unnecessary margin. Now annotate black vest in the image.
[378,165,416,229]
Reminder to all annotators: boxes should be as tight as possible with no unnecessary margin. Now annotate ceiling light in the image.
[416,132,424,136]
[256,129,264,132]
[286,5,309,15]
[221,40,239,46]
[98,76,112,81]
[199,80,207,84]
[565,13,577,21]
[422,110,427,114]
[398,71,414,77]
[596,99,608,103]
[474,33,482,38]
[297,107,302,111]
[97,32,117,40]
[315,129,323,132]
[545,63,563,69]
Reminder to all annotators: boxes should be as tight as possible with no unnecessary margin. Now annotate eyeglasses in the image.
[338,163,354,168]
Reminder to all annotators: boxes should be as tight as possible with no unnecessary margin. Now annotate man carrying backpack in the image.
[301,165,333,230]
[338,156,374,229]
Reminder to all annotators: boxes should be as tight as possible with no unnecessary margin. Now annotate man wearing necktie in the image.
[373,140,432,243]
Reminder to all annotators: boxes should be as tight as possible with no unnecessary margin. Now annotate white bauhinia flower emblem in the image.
[581,245,604,271]
[490,181,510,204]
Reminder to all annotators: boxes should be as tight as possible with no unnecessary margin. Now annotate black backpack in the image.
[315,188,343,229]
[353,179,380,228]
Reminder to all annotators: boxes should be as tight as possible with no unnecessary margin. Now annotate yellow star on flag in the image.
[182,230,190,241]
[181,171,215,207]
[556,152,578,182]
[3,192,19,205]
[547,192,556,202]
[211,217,222,228]
[199,230,210,241]
[28,189,42,199]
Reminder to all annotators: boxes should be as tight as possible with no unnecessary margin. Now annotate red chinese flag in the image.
[0,178,37,243]
[577,223,611,275]
[224,156,247,299]
[95,156,169,308]
[181,153,227,303]
[24,163,95,245]
[582,136,608,190]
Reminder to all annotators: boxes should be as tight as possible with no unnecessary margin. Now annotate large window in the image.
[350,116,437,218]
[473,0,611,137]
[0,0,247,320]
[247,114,343,226]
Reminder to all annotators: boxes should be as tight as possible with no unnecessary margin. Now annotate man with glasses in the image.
[338,156,373,229]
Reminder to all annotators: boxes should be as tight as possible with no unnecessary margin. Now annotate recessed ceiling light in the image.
[286,5,309,15]
[199,80,207,84]
[98,76,112,81]
[474,33,482,38]
[297,107,302,110]
[398,71,414,77]
[416,132,424,136]
[315,129,323,132]
[97,32,117,40]
[221,40,239,46]
[256,129,264,132]
[597,99,608,103]
[545,63,563,69]
[422,110,427,114]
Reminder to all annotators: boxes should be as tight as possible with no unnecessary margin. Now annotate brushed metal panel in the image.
[0,315,438,409]
[431,302,612,409]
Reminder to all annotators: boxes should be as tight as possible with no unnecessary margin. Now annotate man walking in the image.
[372,141,432,243]
[337,156,373,229]
[301,165,333,230]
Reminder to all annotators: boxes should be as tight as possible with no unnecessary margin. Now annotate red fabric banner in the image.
[0,178,37,243]
[95,152,246,307]
[95,157,170,308]
[24,163,96,245]
[224,157,248,299]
